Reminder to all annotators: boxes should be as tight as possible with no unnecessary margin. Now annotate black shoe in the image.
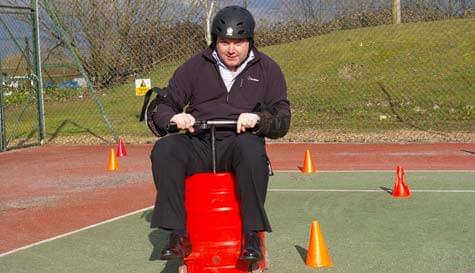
[160,232,191,260]
[240,232,262,262]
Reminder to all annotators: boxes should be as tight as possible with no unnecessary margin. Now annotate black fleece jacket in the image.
[154,46,291,139]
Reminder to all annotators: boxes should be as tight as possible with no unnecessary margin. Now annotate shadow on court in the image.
[142,210,183,273]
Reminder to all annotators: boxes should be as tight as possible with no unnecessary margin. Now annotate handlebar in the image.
[166,120,238,174]
[166,120,237,133]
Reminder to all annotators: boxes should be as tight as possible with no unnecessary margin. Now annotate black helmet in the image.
[211,6,255,43]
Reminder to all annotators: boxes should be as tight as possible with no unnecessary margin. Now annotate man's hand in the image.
[237,113,260,133]
[170,113,196,133]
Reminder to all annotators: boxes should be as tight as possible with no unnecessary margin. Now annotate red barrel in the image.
[183,172,266,273]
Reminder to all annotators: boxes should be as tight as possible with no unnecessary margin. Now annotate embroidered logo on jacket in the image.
[247,75,260,82]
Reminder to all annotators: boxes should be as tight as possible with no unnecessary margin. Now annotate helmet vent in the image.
[238,30,245,34]
[220,19,226,25]
[237,22,243,26]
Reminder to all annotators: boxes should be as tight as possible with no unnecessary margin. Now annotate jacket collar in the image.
[202,46,261,65]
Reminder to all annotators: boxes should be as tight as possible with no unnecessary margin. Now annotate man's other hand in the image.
[170,113,196,133]
[237,113,260,133]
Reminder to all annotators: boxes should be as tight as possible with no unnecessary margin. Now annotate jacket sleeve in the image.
[152,63,193,131]
[255,58,291,139]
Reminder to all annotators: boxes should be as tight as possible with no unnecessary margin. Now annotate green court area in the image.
[1,172,474,273]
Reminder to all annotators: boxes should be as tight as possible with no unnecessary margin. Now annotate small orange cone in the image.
[301,149,316,173]
[392,166,411,198]
[107,148,119,171]
[116,137,127,157]
[305,220,332,268]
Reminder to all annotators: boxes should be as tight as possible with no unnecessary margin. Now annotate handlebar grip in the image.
[166,121,203,133]
[166,122,179,133]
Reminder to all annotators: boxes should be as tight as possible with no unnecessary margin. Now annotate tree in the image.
[393,0,401,24]
[187,0,220,46]
[47,0,172,86]
[203,0,216,46]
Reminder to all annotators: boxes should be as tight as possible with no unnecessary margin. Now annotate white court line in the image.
[0,206,153,258]
[269,188,475,193]
[275,170,475,173]
[2,181,475,257]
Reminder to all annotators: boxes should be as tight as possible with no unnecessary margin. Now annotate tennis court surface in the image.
[1,143,474,272]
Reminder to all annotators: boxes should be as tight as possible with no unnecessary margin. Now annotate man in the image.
[149,5,291,262]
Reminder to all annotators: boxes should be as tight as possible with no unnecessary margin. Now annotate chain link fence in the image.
[0,2,44,151]
[1,0,474,149]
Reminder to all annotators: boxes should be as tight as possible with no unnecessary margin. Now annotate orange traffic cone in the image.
[107,148,119,171]
[116,137,127,157]
[392,166,411,198]
[301,149,316,173]
[306,220,332,268]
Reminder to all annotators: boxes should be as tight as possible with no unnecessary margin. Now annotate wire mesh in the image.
[0,3,40,149]
[1,0,474,146]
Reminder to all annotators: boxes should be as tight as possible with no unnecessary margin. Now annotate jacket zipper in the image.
[227,61,257,103]
[212,57,258,104]
[212,63,230,103]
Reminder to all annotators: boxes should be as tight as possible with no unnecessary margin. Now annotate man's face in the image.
[216,37,250,71]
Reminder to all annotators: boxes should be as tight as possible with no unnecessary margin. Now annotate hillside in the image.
[260,18,474,131]
[140,18,474,132]
[4,18,474,145]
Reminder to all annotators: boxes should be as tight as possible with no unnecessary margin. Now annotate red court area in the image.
[1,143,474,254]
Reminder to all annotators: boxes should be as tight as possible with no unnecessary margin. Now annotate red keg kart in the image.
[167,120,268,273]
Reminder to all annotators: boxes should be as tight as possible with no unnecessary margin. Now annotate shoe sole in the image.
[160,250,191,261]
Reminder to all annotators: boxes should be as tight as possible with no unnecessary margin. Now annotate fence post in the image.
[0,72,5,152]
[31,0,45,144]
[392,0,401,24]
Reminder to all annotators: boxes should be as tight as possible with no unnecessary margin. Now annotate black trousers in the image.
[150,132,272,233]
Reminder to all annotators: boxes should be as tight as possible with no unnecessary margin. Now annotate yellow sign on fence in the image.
[135,79,151,96]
